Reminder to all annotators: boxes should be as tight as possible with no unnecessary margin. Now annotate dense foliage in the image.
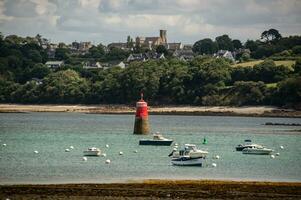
[0,32,300,108]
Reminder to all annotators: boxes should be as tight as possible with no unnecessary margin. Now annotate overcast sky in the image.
[0,0,300,45]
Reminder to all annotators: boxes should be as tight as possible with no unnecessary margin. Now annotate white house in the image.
[83,61,102,69]
[214,50,235,62]
[45,61,64,68]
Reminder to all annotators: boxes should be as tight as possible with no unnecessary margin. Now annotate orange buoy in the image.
[133,93,150,134]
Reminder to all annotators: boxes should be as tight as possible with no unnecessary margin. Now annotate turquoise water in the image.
[0,113,300,184]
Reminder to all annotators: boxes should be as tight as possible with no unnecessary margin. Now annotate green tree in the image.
[188,57,232,104]
[229,81,267,106]
[156,45,168,55]
[273,77,301,107]
[192,38,218,54]
[126,35,134,48]
[41,69,89,103]
[29,63,51,79]
[232,39,242,50]
[294,59,301,75]
[245,40,259,52]
[215,35,234,51]
[261,29,282,42]
[88,44,105,58]
[55,48,70,60]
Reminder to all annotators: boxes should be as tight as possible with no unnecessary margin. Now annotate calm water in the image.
[0,113,301,184]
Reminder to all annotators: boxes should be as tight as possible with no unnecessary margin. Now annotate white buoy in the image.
[70,146,74,149]
[214,155,220,159]
[82,157,87,161]
[134,150,138,153]
[174,143,178,146]
[280,145,284,149]
[276,153,280,156]
[65,149,70,152]
[270,155,275,159]
[173,147,177,151]
[105,144,109,148]
[119,151,123,155]
[212,163,217,167]
[105,159,111,164]
[101,153,107,157]
[34,150,39,154]
[3,143,6,146]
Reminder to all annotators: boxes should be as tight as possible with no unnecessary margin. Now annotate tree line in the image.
[0,32,300,108]
[193,29,301,61]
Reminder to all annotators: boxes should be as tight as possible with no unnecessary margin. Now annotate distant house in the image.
[145,52,165,60]
[105,61,127,69]
[183,44,193,50]
[173,49,194,61]
[127,53,146,62]
[214,50,235,62]
[26,78,43,85]
[31,78,43,85]
[47,49,56,59]
[127,52,165,62]
[108,42,128,50]
[166,43,183,51]
[45,61,64,68]
[117,61,126,68]
[83,61,102,69]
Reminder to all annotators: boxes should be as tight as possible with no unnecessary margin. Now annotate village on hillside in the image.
[40,30,248,70]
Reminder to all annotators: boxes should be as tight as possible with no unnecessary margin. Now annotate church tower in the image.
[160,30,167,44]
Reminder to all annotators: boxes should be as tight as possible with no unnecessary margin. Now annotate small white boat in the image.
[171,156,204,166]
[236,139,263,151]
[242,146,273,155]
[83,147,101,156]
[169,144,208,158]
[139,133,173,146]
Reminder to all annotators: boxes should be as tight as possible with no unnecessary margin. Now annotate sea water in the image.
[0,113,300,184]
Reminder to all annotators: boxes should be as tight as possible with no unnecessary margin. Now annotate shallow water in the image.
[0,113,300,184]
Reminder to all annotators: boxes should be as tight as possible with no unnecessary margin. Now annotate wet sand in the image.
[1,180,301,199]
[0,104,300,117]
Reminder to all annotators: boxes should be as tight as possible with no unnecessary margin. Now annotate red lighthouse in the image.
[133,93,150,134]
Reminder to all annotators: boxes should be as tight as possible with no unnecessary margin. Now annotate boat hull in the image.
[242,149,273,155]
[139,140,173,146]
[171,157,204,166]
[236,146,245,151]
[83,151,101,156]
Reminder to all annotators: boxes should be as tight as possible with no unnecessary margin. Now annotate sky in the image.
[0,0,300,45]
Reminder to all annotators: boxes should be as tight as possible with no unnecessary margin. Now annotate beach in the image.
[0,104,300,117]
[1,180,301,199]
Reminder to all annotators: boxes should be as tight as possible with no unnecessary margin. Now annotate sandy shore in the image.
[1,179,301,199]
[0,104,300,117]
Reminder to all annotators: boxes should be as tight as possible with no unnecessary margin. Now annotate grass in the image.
[233,60,295,68]
[266,83,277,88]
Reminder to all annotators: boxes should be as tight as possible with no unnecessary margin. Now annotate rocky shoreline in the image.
[1,180,301,200]
[0,104,301,118]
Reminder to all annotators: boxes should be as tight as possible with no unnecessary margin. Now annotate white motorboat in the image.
[83,147,101,156]
[236,139,263,151]
[139,133,173,146]
[169,144,208,158]
[171,156,205,166]
[242,146,273,155]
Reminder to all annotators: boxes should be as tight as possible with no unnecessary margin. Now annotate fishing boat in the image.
[235,139,263,151]
[83,147,101,156]
[242,146,273,155]
[139,133,173,146]
[169,144,208,158]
